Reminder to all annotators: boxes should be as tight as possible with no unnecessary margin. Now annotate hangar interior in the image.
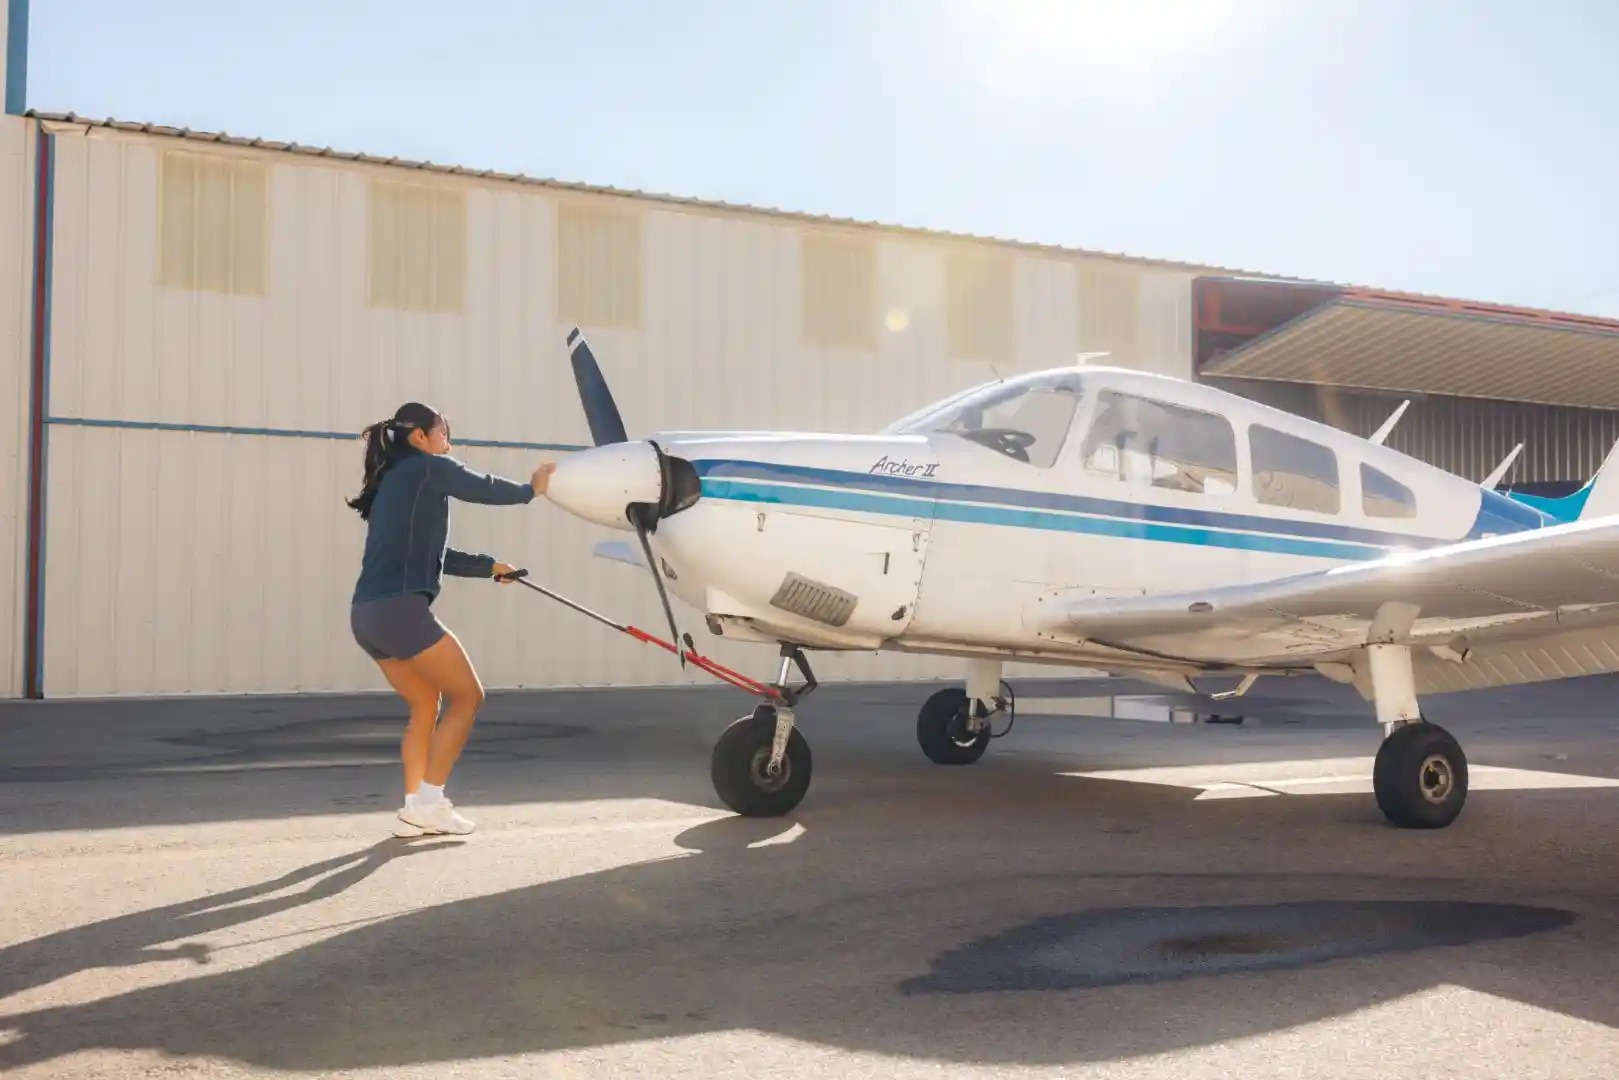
[1192,277,1619,497]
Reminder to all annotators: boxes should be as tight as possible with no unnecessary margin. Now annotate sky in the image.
[25,0,1619,317]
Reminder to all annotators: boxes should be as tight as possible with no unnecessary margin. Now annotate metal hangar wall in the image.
[3,110,1217,698]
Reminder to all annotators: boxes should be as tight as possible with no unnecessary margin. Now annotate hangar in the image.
[1194,276,1619,497]
[2,17,1617,701]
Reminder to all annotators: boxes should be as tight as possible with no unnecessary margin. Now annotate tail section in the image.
[1507,439,1619,523]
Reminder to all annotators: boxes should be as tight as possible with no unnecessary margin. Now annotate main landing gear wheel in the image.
[917,687,992,765]
[711,706,813,817]
[1373,720,1468,829]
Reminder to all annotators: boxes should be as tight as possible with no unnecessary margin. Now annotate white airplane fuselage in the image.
[548,366,1553,672]
[543,343,1613,829]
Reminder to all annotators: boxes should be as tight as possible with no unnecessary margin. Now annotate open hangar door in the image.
[1189,276,1619,496]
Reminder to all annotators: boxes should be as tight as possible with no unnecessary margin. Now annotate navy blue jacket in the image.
[351,449,535,604]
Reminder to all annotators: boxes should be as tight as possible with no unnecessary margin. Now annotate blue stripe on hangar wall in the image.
[45,416,587,453]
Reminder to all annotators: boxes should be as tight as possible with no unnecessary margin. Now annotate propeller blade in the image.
[629,504,685,669]
[563,329,683,670]
[567,327,628,446]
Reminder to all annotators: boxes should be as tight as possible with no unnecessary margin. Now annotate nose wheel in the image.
[711,705,813,817]
[709,646,818,817]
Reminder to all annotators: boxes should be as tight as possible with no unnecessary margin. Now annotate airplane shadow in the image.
[1,778,1616,1072]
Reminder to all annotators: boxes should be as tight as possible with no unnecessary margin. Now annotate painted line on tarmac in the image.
[1062,757,1619,799]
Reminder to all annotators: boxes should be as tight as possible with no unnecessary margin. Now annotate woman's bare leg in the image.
[376,658,442,796]
[397,631,485,787]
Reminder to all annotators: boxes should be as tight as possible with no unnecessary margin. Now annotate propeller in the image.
[565,327,687,668]
[567,327,629,446]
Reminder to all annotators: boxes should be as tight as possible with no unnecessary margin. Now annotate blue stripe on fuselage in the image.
[1507,488,1586,524]
[696,459,1545,557]
[701,477,1392,561]
[1470,487,1557,535]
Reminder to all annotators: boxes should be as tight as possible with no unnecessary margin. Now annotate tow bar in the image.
[496,568,788,703]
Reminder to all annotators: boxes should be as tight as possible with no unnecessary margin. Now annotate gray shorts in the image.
[350,592,447,662]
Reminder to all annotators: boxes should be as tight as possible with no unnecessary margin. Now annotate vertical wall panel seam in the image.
[4,0,27,116]
[22,123,50,697]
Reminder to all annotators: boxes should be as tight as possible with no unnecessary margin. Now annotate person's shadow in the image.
[1,836,460,1004]
[0,790,1604,1075]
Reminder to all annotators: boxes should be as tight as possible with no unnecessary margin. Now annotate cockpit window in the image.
[885,373,1083,468]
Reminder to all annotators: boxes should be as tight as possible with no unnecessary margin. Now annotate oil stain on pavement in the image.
[903,901,1577,993]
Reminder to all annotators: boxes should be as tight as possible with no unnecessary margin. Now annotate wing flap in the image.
[1037,517,1619,669]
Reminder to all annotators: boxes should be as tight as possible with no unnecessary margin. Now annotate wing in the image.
[1033,516,1619,694]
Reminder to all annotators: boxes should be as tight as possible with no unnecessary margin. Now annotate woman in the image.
[346,401,555,837]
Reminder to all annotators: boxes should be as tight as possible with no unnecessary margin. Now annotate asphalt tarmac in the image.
[3,672,1619,1078]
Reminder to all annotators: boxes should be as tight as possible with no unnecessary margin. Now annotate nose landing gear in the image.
[709,646,819,817]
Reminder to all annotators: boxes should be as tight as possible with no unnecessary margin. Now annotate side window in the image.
[1080,390,1238,496]
[1250,424,1340,514]
[1361,463,1417,519]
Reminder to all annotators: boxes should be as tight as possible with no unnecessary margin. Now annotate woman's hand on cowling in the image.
[532,462,557,495]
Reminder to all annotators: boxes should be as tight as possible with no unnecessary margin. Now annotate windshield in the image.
[885,372,1084,468]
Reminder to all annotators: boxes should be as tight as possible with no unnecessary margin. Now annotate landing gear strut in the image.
[1366,642,1469,829]
[710,645,818,817]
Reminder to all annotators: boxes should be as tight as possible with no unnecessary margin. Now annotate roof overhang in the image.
[1199,287,1619,410]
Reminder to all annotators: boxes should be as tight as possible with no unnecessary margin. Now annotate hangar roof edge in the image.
[25,109,1614,352]
[19,108,1315,282]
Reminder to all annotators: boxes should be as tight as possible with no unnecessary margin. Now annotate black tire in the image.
[917,687,991,765]
[1373,720,1468,829]
[711,707,812,817]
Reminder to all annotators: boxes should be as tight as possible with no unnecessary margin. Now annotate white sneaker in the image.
[392,812,427,838]
[397,799,476,836]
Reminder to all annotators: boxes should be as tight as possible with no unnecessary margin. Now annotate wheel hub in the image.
[948,706,984,747]
[749,747,791,791]
[1418,753,1454,804]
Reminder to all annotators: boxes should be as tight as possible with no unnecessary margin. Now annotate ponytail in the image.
[346,401,443,520]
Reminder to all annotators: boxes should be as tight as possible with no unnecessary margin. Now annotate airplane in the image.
[538,327,1619,831]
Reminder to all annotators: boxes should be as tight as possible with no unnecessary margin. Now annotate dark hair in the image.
[346,401,444,520]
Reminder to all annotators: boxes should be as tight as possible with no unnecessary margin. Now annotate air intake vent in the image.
[770,573,858,627]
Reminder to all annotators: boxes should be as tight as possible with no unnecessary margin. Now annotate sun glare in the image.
[952,0,1287,96]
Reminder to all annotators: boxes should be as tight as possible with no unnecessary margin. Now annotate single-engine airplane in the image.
[541,327,1619,830]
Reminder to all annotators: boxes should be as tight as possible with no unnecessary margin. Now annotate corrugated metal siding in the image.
[0,117,32,698]
[36,126,1192,697]
[1217,379,1619,487]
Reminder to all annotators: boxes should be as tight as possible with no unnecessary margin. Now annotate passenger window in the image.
[1250,425,1339,514]
[1361,463,1417,519]
[1080,390,1238,496]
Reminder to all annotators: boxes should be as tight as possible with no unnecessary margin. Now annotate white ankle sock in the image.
[411,782,445,808]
